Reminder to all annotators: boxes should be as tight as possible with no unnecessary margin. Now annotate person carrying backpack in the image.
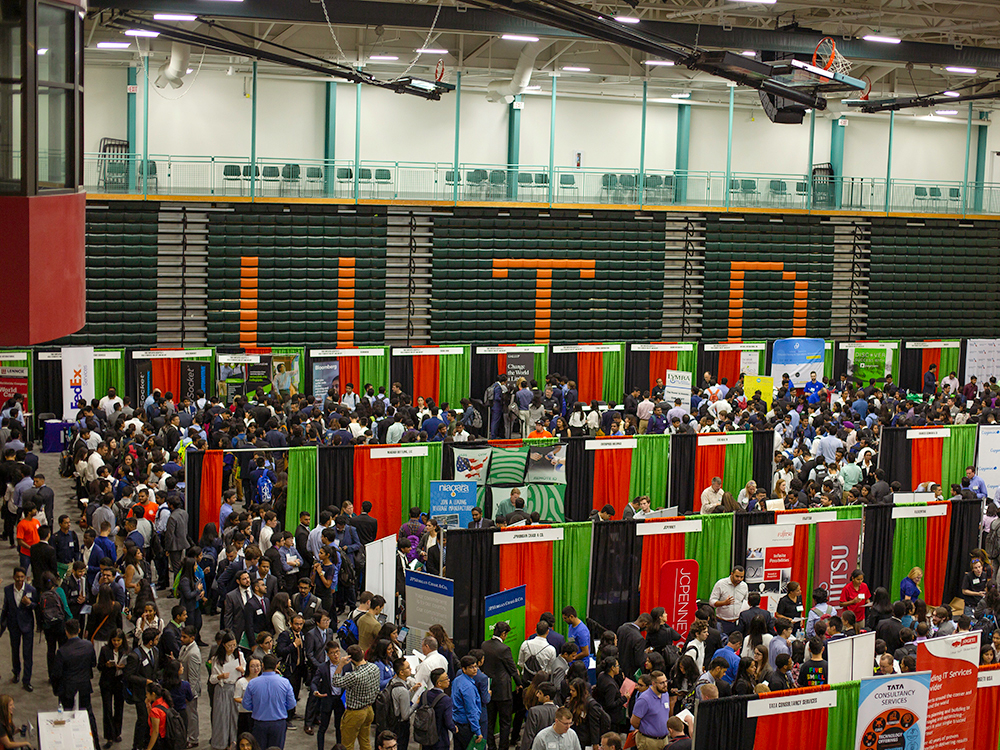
[373,656,419,748]
[144,683,185,750]
[413,668,455,750]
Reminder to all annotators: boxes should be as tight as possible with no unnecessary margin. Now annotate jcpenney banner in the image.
[855,672,931,750]
[976,425,1000,502]
[60,346,95,421]
[813,519,862,606]
[660,560,699,635]
[918,632,980,750]
[746,524,796,614]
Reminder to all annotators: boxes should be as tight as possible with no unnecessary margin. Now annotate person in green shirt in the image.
[839,454,863,492]
[493,488,521,521]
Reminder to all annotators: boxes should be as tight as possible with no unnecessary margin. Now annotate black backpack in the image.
[40,590,66,629]
[162,705,187,750]
[412,691,444,746]
[373,681,399,730]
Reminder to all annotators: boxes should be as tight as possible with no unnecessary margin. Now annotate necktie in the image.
[261,597,266,614]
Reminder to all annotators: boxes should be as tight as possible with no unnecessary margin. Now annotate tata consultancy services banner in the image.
[814,519,862,605]
[917,632,980,750]
[855,672,931,750]
[60,346,95,421]
[977,425,1000,502]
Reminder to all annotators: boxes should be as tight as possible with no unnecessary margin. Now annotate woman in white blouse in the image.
[233,657,261,737]
[209,632,245,750]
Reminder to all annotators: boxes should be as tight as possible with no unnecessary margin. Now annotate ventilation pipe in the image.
[155,43,191,89]
[486,41,549,103]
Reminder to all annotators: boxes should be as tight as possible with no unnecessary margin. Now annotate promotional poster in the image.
[770,338,826,384]
[917,632,980,750]
[745,524,796,613]
[855,672,931,750]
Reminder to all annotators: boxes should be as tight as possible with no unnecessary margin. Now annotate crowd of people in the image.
[0,360,997,750]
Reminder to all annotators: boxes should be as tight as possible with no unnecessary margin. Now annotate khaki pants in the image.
[635,731,667,750]
[639,418,649,434]
[341,705,374,750]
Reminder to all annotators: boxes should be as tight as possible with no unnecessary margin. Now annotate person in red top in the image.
[14,503,41,570]
[142,496,159,524]
[144,684,172,750]
[839,568,872,625]
[527,420,553,439]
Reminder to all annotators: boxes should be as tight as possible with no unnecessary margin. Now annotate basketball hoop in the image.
[860,75,872,100]
[812,36,852,76]
[434,59,445,82]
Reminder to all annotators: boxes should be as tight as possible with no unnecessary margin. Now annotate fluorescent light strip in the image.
[740,50,756,57]
[37,48,47,55]
[416,48,448,55]
[524,85,542,90]
[562,66,590,72]
[935,110,958,115]
[863,34,901,43]
[946,66,977,74]
[96,41,132,49]
[728,0,776,4]
[671,92,691,99]
[125,29,159,37]
[643,60,675,66]
[502,34,539,42]
[369,55,398,61]
[153,13,197,21]
[614,15,640,23]
[944,91,961,97]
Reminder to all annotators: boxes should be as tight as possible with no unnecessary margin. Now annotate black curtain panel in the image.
[548,352,578,386]
[862,503,896,596]
[751,430,775,492]
[390,356,413,397]
[692,695,756,750]
[625,348,650,396]
[878,427,914,490]
[185,449,203,540]
[588,520,641,629]
[898,345,923,394]
[669,432,698,514]
[318,445,354,515]
[833,343,849,384]
[564,438,595,522]
[447,527,501,656]
[697,347,719,385]
[732,511,775,570]
[958,339,968,384]
[471,353,500,406]
[33,353,62,419]
[944,498,984,604]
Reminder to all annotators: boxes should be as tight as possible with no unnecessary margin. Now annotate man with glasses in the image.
[530,707,580,750]
[630,670,672,750]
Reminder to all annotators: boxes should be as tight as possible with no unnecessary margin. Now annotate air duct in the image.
[486,41,549,103]
[155,43,191,89]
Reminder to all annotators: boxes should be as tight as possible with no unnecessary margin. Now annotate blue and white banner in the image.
[430,480,478,528]
[977,425,1000,502]
[854,672,931,750]
[770,338,826,385]
[405,570,454,643]
[61,346,95,421]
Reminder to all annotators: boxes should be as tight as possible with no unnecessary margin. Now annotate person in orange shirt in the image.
[142,491,160,523]
[527,420,553,439]
[15,502,41,570]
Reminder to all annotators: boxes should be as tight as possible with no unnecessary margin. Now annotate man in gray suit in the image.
[163,496,191,577]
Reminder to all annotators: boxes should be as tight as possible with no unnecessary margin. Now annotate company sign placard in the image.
[918,632,980,750]
[429,480,477,529]
[60,347,94,421]
[660,560,699,635]
[813,519,862,605]
[855,672,931,750]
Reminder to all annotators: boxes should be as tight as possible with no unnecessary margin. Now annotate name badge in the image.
[256,608,263,615]
[858,593,865,600]
[68,541,74,547]
[974,578,981,585]
[796,605,803,612]
[141,658,149,666]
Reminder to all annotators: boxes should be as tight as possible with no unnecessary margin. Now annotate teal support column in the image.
[547,76,556,204]
[324,81,336,196]
[507,94,521,200]
[127,67,137,191]
[805,108,815,210]
[142,60,149,198]
[963,102,973,215]
[830,117,845,210]
[675,102,690,204]
[638,80,647,207]
[975,112,988,213]
[724,84,734,209]
[885,111,894,212]
[249,61,257,200]
[354,83,361,202]
[452,72,461,204]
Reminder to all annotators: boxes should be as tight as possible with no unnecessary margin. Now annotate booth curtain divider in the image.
[826,682,860,750]
[500,538,554,636]
[669,433,697,514]
[924,503,952,607]
[588,520,640,630]
[694,442,726,513]
[564,439,595,522]
[601,344,625,403]
[639,528,687,615]
[577,350,603,404]
[593,446,633,516]
[944,498,984,605]
[692,694,756,750]
[878,428,914,490]
[400,443,443,517]
[413,355,440,406]
[732,511,775,570]
[94,350,126,399]
[318,445,354,517]
[447,528,501,656]
[942,425,979,493]
[752,687,830,750]
[197,450,223,541]
[751,431,774,495]
[354,447,403,536]
[686,513,735,600]
[439,345,472,407]
[973,667,1000,750]
[32,355,61,419]
[723,438,753,498]
[890,514,928,599]
[185,449,204,538]
[286,446,318,531]
[628,435,670,508]
[862,504,896,596]
[552,523,593,636]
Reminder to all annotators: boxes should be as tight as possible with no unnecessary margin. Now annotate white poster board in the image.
[828,630,876,684]
[404,570,454,647]
[38,710,94,750]
[662,369,692,404]
[965,339,1000,386]
[364,535,398,623]
[978,425,1000,502]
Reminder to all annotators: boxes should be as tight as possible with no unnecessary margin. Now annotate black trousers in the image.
[487,699,513,750]
[44,628,67,680]
[456,723,475,750]
[60,687,101,750]
[100,683,124,741]
[133,700,150,750]
[316,698,345,750]
[287,665,308,718]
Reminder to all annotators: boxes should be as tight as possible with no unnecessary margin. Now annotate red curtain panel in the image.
[791,521,810,619]
[340,355,361,396]
[353,447,403,535]
[500,541,554,631]
[718,349,743,386]
[648,350,678,394]
[910,435,943,490]
[593,445,634,515]
[199,450,224,532]
[151,354,181,399]
[639,530,687,613]
[693,441,726,512]
[924,503,952,606]
[753,692,830,750]
[577,351,604,404]
[497,354,508,379]
[974,668,1000,750]
[921,343,943,379]
[412,354,440,405]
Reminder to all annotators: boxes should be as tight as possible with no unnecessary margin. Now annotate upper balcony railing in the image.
[80,152,1000,217]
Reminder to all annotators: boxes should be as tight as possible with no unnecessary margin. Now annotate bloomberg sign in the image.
[660,559,699,634]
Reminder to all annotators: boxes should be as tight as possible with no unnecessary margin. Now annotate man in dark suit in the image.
[124,628,160,750]
[223,570,252,649]
[245,577,272,636]
[467,507,494,530]
[350,502,378,545]
[481,621,520,750]
[616,613,652,681]
[249,558,279,603]
[276,614,308,721]
[159,604,187,667]
[310,641,345,747]
[51,618,101,749]
[62,561,89,627]
[1,566,37,690]
[163,497,191,578]
[736,592,775,636]
[294,512,313,568]
[30,525,58,584]
[876,601,906,654]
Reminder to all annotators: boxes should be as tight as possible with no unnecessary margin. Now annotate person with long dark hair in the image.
[593,658,627,731]
[0,694,32,750]
[162,660,195,742]
[867,587,893,631]
[668,655,699,714]
[98,629,127,748]
[210,631,245,750]
[143,683,173,750]
[565,678,603,749]
[177,558,204,638]
[38,571,70,677]
[646,607,683,656]
[88,583,122,656]
[731,657,758,695]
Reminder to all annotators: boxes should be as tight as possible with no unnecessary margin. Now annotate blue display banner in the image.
[770,337,826,386]
[405,569,455,597]
[485,585,526,618]
[430,480,478,529]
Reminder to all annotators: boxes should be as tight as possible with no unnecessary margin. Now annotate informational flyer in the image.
[745,524,795,613]
[917,632,980,750]
[855,672,931,750]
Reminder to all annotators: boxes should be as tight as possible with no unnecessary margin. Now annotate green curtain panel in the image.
[94,350,125,399]
[676,346,698,382]
[602,344,625,403]
[360,347,390,393]
[824,342,834,381]
[722,435,753,497]
[806,523,818,603]
[942,424,978,493]
[938,341,961,379]
[747,341,767,376]
[271,347,305,394]
[887,341,901,383]
[285,446,318,530]
[439,345,471,407]
[401,443,443,521]
[836,505,864,521]
[552,523,592,636]
[890,514,927,596]
[629,435,670,508]
[827,681,860,750]
[0,351,32,412]
[686,513,735,600]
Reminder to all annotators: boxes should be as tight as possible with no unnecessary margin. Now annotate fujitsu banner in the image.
[813,519,862,605]
[60,346,95,421]
[917,632,980,750]
[660,560,698,635]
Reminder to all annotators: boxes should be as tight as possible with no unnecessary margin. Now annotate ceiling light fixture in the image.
[369,55,399,61]
[125,29,159,37]
[96,41,132,49]
[946,66,977,74]
[863,34,901,43]
[502,34,539,42]
[643,60,675,66]
[671,92,691,98]
[740,50,756,57]
[728,0,777,5]
[935,109,958,115]
[416,48,448,55]
[524,85,542,90]
[562,66,590,72]
[37,48,47,55]
[153,13,197,21]
[186,67,194,74]
[614,15,640,23]
[943,91,961,97]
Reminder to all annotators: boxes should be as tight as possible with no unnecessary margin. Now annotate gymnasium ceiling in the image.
[86,0,1000,114]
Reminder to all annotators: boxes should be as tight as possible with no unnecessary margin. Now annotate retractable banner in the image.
[135,359,153,407]
[60,346,95,421]
[813,519,862,605]
[429,480,477,529]
[745,524,796,614]
[855,672,931,750]
[660,560,699,635]
[0,367,28,402]
[179,360,208,403]
[976,425,1000,502]
[770,338,826,384]
[917,632,980,750]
